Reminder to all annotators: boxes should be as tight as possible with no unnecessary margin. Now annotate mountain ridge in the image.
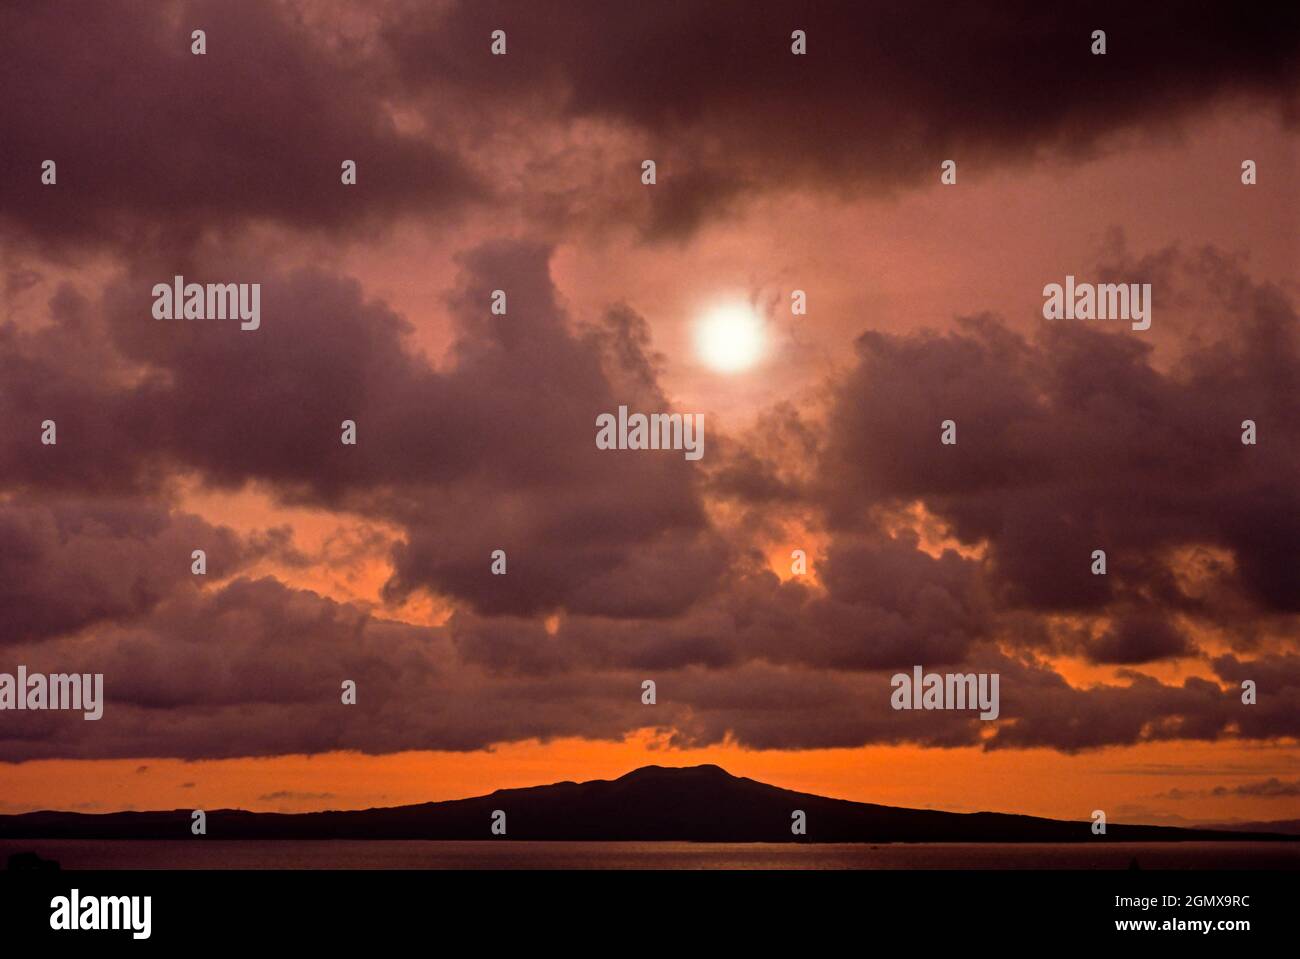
[1,764,1294,843]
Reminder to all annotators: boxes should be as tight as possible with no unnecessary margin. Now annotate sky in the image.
[0,0,1297,829]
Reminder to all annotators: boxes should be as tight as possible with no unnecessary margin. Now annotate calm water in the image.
[3,840,1296,870]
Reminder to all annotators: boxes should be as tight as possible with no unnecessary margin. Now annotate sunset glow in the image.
[694,301,767,372]
[0,2,1296,843]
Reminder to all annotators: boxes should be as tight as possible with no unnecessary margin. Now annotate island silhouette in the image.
[1,765,1294,842]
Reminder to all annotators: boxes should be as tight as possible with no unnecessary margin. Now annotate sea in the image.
[2,840,1295,870]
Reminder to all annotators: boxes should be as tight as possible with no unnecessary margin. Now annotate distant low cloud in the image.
[258,791,336,802]
[1159,777,1300,800]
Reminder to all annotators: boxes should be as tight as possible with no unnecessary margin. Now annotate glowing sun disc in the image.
[695,302,766,373]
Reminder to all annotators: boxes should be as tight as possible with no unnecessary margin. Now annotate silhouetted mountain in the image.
[1,765,1294,842]
[1197,819,1300,836]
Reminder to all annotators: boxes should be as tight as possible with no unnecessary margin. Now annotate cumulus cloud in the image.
[0,495,260,646]
[808,261,1299,625]
[384,0,1300,237]
[2,241,1297,760]
[0,0,479,253]
[0,5,1295,767]
[10,2,1290,251]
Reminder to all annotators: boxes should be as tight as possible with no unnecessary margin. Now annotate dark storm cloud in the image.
[661,663,983,752]
[0,3,1294,767]
[666,651,1282,754]
[0,576,687,760]
[6,573,1287,760]
[811,260,1300,627]
[378,244,729,618]
[0,285,161,495]
[0,495,256,646]
[1,239,727,619]
[448,527,987,677]
[1080,608,1195,665]
[0,0,478,253]
[5,1,1294,249]
[3,223,1296,760]
[385,0,1300,235]
[3,238,1295,759]
[1212,654,1300,742]
[979,658,1236,753]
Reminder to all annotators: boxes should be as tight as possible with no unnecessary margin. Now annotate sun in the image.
[694,301,767,373]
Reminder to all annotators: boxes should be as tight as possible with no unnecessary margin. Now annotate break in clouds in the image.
[0,1,1296,762]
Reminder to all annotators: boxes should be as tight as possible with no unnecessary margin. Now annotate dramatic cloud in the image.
[0,0,478,252]
[2,240,1297,760]
[2,238,728,618]
[0,495,259,646]
[811,261,1299,626]
[386,0,1300,236]
[0,4,1294,780]
[12,2,1289,251]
